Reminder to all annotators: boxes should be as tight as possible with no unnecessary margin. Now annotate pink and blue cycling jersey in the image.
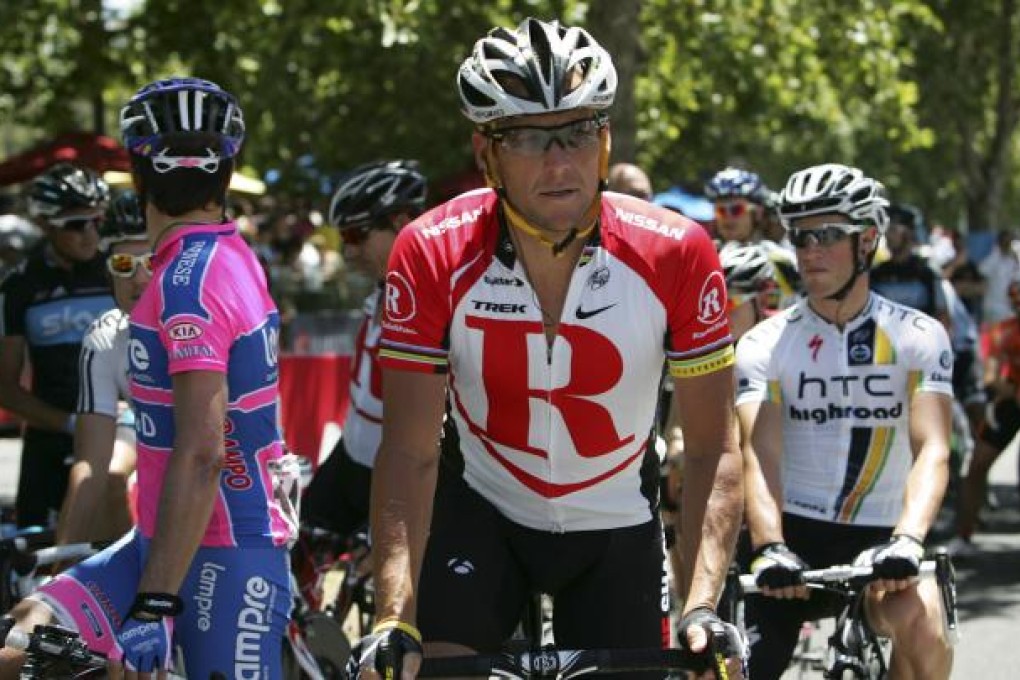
[128,222,292,548]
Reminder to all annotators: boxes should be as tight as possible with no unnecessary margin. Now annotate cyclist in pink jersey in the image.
[348,17,745,680]
[0,77,295,680]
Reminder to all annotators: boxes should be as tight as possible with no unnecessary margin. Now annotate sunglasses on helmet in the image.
[50,214,104,233]
[714,202,749,219]
[788,223,864,249]
[106,252,153,278]
[486,116,607,157]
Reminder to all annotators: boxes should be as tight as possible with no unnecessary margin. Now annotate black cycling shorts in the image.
[952,349,985,406]
[300,438,372,539]
[15,429,72,528]
[736,514,891,680]
[978,396,1020,450]
[418,464,669,680]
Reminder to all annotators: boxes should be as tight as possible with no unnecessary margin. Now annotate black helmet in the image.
[99,190,146,248]
[328,160,427,228]
[28,163,109,218]
[120,77,245,169]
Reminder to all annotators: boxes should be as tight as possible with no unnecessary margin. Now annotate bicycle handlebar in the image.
[738,560,938,594]
[418,646,725,679]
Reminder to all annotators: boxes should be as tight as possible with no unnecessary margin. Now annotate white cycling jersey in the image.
[76,307,129,418]
[735,292,953,527]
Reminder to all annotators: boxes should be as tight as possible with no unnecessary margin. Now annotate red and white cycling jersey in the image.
[343,287,384,467]
[379,189,733,531]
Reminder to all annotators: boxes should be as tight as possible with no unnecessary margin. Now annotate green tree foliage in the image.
[1,0,1018,226]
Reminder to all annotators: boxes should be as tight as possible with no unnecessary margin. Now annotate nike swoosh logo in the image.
[575,303,617,320]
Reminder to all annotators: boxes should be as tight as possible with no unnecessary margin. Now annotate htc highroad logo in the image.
[787,371,903,424]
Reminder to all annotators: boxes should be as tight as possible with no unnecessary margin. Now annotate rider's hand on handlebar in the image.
[678,606,748,680]
[345,618,423,680]
[107,615,173,680]
[750,542,809,599]
[854,533,924,593]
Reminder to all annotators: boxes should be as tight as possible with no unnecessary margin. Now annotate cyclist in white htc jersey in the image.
[736,164,954,680]
[56,190,151,545]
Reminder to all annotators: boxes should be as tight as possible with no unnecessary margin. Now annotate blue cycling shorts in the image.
[32,529,291,679]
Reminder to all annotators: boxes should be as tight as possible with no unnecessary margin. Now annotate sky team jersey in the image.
[78,307,130,417]
[379,189,734,532]
[129,222,291,548]
[735,293,954,527]
[343,287,384,467]
[0,246,114,415]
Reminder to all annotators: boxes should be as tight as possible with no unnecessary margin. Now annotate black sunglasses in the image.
[50,214,103,233]
[788,223,863,249]
[340,222,392,247]
[486,115,607,157]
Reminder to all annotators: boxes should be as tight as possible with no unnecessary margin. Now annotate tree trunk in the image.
[963,0,1019,230]
[587,0,643,163]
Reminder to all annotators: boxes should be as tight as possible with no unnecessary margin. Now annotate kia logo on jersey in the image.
[384,271,416,323]
[168,322,203,341]
[696,271,727,325]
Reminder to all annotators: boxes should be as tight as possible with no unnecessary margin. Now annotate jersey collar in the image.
[153,220,237,262]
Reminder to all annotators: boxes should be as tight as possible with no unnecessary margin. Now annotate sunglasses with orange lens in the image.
[106,252,153,278]
[714,202,749,219]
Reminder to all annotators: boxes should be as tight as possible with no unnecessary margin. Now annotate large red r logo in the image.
[464,316,635,458]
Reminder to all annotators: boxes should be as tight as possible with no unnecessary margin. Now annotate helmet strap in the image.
[824,233,870,302]
[483,128,609,258]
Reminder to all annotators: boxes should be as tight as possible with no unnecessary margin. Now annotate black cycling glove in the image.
[750,542,809,589]
[856,534,924,581]
[345,618,423,679]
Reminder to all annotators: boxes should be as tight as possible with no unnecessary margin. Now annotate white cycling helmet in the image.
[457,17,617,124]
[778,164,889,233]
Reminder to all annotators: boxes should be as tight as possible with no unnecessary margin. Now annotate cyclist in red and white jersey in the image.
[56,190,151,546]
[348,17,744,680]
[301,160,427,538]
[736,164,954,679]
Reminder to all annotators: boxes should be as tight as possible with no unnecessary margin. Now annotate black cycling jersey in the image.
[0,244,114,415]
[869,255,946,319]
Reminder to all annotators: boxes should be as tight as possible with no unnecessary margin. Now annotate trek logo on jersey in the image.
[472,300,527,315]
[168,321,203,341]
[697,271,727,325]
[384,271,416,323]
[171,242,206,286]
[236,576,273,678]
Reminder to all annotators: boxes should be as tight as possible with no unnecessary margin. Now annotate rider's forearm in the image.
[138,442,223,594]
[56,414,117,544]
[743,450,785,548]
[0,381,70,432]
[896,441,949,541]
[370,444,439,625]
[681,437,743,613]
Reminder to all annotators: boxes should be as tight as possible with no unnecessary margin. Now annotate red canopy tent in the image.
[0,131,131,186]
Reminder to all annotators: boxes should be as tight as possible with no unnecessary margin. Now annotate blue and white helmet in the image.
[120,77,245,167]
[704,167,766,204]
[457,17,617,124]
[778,163,889,233]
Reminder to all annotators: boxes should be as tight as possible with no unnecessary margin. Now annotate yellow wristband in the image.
[372,617,422,644]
